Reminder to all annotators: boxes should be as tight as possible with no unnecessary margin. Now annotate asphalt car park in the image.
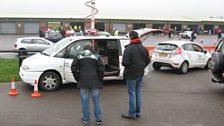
[1,66,224,126]
[0,34,224,126]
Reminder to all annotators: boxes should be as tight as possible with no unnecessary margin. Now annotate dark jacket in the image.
[71,50,105,89]
[122,38,150,80]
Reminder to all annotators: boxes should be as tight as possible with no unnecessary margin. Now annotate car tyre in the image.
[179,61,188,74]
[18,48,28,55]
[205,58,212,70]
[210,52,224,74]
[152,63,161,70]
[39,71,61,91]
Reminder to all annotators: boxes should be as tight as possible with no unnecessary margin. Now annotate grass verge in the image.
[0,58,20,83]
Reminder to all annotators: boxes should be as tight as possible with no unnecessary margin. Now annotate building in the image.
[0,14,224,35]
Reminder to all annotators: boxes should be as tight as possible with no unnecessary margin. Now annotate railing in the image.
[0,45,217,67]
[0,50,39,67]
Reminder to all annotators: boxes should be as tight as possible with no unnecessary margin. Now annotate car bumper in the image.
[19,69,43,86]
[152,57,183,68]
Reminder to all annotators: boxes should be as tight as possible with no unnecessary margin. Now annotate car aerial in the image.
[151,40,212,74]
[210,38,224,83]
[44,31,63,42]
[19,28,163,91]
[179,31,192,39]
[14,37,54,54]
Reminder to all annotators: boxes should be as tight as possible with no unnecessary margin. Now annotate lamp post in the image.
[91,0,95,30]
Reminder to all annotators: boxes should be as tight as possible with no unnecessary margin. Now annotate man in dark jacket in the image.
[122,30,150,119]
[71,42,105,125]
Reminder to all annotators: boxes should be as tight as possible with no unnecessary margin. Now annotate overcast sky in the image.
[1,0,223,18]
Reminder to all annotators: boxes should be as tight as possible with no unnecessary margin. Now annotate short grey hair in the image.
[84,42,93,50]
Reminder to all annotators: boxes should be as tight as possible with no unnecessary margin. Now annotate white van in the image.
[19,28,163,91]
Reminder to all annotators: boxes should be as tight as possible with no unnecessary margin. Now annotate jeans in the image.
[80,88,102,122]
[126,77,143,117]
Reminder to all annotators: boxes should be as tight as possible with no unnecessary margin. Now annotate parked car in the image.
[179,31,192,39]
[151,41,212,74]
[44,31,63,42]
[95,31,111,36]
[14,37,54,54]
[19,28,162,91]
[210,38,224,83]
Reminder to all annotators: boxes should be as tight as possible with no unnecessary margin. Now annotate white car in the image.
[19,28,162,91]
[14,37,54,53]
[151,41,212,73]
[179,31,192,39]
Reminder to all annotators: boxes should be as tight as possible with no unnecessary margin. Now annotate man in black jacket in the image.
[122,30,150,119]
[71,42,105,125]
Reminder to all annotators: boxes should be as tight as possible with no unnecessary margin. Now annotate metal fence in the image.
[0,50,40,67]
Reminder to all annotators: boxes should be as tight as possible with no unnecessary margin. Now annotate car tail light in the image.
[174,47,182,55]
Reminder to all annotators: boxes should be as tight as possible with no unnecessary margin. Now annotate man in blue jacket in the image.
[122,30,150,119]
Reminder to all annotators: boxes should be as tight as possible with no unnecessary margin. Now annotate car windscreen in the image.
[156,43,178,51]
[43,38,73,56]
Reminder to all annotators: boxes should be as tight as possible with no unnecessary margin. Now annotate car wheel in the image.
[205,58,212,70]
[210,52,224,74]
[18,48,28,55]
[152,63,161,70]
[179,61,188,74]
[39,71,61,91]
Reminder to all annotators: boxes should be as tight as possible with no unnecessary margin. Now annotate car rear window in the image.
[156,43,178,51]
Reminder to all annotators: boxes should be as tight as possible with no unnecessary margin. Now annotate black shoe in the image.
[96,120,102,125]
[136,114,141,118]
[122,113,136,119]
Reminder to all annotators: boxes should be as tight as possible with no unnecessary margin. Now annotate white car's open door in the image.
[134,28,164,41]
[125,28,163,41]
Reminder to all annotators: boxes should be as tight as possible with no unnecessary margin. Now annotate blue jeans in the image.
[126,77,143,117]
[80,88,102,122]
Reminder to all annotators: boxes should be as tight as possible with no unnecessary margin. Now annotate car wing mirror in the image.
[204,50,207,54]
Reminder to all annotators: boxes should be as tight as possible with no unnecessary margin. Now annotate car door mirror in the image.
[204,50,207,54]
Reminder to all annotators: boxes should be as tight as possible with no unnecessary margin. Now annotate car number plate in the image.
[159,53,168,57]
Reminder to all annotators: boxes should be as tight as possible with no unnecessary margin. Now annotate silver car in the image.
[14,37,54,53]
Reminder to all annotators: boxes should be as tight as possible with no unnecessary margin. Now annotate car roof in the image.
[62,36,129,48]
[184,31,192,33]
[69,35,129,40]
[17,37,53,43]
[18,37,47,39]
[158,40,198,47]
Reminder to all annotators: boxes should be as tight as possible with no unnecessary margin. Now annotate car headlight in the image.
[22,65,30,71]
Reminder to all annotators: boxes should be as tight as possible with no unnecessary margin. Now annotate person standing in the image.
[191,30,197,42]
[71,42,105,125]
[218,29,222,40]
[168,28,172,38]
[121,31,150,119]
[113,28,119,36]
